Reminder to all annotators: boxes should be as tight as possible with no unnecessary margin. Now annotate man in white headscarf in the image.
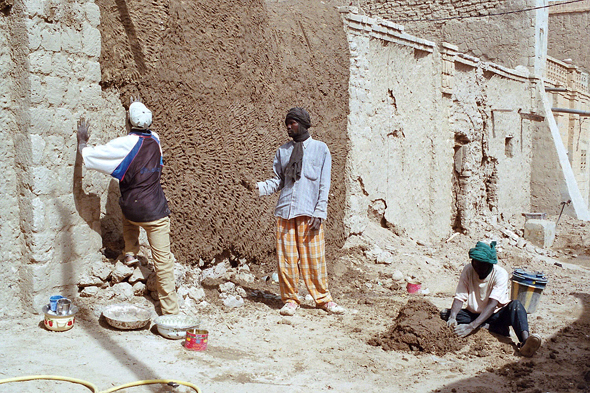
[77,98,179,315]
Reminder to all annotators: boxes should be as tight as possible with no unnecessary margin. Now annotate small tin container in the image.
[184,328,208,351]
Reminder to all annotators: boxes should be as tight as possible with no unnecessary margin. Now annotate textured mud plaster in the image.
[345,30,453,243]
[96,0,350,265]
[548,6,590,71]
[355,0,540,71]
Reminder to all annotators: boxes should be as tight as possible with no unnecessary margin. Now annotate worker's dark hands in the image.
[240,174,257,193]
[446,317,457,328]
[309,217,322,230]
[77,118,90,151]
[454,323,475,338]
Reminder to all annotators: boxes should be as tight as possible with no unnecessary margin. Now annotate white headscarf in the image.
[129,102,152,129]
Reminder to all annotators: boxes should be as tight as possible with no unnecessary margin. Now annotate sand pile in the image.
[368,298,466,356]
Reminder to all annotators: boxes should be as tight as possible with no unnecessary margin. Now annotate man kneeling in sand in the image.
[440,241,542,357]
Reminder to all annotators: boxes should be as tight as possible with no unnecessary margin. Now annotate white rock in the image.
[80,286,99,297]
[79,274,104,287]
[111,262,133,283]
[219,282,236,294]
[376,251,394,264]
[132,282,147,296]
[128,265,152,284]
[235,271,255,283]
[92,264,112,281]
[177,285,190,299]
[223,295,244,308]
[391,270,404,281]
[188,287,206,302]
[112,282,134,301]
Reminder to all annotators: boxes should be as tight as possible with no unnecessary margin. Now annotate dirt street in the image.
[1,217,589,393]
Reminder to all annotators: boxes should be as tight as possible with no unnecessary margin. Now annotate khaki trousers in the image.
[123,216,179,315]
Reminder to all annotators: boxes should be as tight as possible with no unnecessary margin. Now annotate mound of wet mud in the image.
[368,298,466,356]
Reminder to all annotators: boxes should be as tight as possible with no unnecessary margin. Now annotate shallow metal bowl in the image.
[154,315,200,339]
[103,303,151,330]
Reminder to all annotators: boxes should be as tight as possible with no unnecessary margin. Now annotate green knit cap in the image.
[468,241,497,264]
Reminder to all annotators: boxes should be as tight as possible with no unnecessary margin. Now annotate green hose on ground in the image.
[0,375,202,392]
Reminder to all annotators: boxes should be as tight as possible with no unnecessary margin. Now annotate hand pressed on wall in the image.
[77,118,90,151]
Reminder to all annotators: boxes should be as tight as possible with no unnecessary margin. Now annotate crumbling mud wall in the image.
[345,0,546,73]
[95,0,350,265]
[0,0,126,315]
[340,9,542,241]
[548,0,590,71]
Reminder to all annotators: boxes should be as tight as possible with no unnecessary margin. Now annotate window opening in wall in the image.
[581,150,587,171]
[505,135,514,158]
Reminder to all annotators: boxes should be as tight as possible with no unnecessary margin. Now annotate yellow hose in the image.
[0,375,201,393]
[0,375,98,392]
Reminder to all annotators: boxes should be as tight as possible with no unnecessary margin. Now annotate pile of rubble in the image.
[77,253,259,312]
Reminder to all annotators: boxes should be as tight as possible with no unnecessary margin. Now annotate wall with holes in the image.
[0,0,124,315]
[341,8,542,241]
[343,0,546,73]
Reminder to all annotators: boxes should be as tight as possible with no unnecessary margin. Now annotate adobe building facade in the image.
[0,0,588,315]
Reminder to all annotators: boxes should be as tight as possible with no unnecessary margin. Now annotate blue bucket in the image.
[510,268,548,314]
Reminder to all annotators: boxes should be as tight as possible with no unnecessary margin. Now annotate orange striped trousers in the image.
[276,216,332,306]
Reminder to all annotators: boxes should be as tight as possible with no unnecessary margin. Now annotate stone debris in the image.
[79,274,104,287]
[111,262,134,283]
[223,295,245,308]
[92,263,112,281]
[80,286,100,297]
[111,282,134,301]
[132,282,147,296]
[128,265,152,284]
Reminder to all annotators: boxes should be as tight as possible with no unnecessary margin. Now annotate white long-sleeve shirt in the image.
[257,137,331,220]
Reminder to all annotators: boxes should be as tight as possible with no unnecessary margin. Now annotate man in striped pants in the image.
[249,107,344,316]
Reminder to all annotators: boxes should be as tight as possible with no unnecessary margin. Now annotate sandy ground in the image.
[1,218,589,393]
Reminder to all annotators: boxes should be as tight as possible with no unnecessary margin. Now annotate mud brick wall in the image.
[350,0,543,71]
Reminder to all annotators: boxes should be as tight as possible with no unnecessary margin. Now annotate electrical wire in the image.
[387,0,586,23]
[0,375,202,393]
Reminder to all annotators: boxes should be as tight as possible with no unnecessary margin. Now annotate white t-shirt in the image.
[454,263,511,314]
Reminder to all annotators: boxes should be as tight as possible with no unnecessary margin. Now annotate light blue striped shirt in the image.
[257,137,331,220]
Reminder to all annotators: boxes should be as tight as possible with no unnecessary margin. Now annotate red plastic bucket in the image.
[406,282,422,294]
[185,328,208,351]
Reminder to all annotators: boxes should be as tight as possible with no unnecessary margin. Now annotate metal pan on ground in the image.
[102,303,152,330]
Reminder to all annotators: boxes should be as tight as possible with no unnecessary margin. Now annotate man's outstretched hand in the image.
[77,118,90,151]
[240,174,258,193]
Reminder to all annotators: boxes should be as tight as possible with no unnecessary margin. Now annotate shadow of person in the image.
[73,150,101,231]
[101,179,124,259]
[433,292,590,393]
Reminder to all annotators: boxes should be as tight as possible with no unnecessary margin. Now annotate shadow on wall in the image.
[73,150,101,232]
[102,179,124,259]
[433,292,590,392]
